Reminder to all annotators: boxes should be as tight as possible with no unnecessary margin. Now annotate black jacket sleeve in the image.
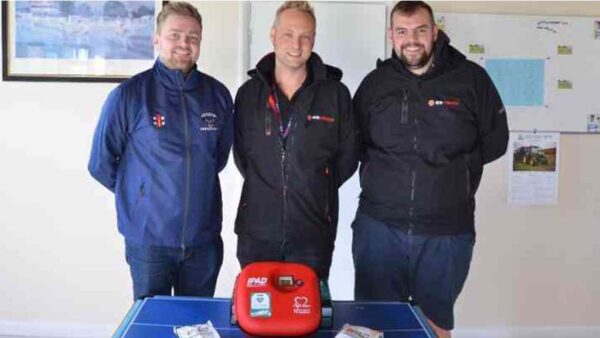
[233,86,248,179]
[352,76,372,167]
[475,67,509,165]
[335,84,359,187]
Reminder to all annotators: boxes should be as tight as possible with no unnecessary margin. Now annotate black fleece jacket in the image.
[234,52,359,254]
[354,31,509,235]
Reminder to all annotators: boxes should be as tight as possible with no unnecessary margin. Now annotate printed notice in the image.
[508,132,560,205]
[469,43,485,54]
[588,114,600,133]
[486,59,545,107]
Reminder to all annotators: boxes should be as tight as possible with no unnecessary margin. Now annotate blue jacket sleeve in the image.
[216,87,234,173]
[88,86,128,192]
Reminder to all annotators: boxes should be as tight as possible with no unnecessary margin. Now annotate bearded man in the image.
[351,1,508,337]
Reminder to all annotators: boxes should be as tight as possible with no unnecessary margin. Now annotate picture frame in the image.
[2,1,164,82]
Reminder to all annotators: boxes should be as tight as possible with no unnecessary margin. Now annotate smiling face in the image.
[389,7,438,75]
[270,8,315,73]
[154,14,201,75]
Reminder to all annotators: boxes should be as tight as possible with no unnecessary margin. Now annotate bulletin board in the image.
[438,13,600,133]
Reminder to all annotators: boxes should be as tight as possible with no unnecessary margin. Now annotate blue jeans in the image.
[125,236,223,300]
[352,212,474,330]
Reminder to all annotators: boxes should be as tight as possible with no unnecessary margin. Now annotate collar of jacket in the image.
[248,52,343,85]
[153,58,202,91]
[377,30,465,79]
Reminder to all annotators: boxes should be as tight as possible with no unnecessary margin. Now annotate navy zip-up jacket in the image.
[88,59,233,247]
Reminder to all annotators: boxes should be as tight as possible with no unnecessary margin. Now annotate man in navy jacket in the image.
[88,2,233,299]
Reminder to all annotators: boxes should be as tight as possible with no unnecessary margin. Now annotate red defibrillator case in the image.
[233,262,322,337]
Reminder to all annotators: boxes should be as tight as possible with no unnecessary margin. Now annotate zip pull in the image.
[265,110,272,136]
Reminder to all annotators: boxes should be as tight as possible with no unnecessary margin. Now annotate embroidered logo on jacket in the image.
[306,115,335,123]
[153,113,166,128]
[200,112,218,131]
[427,98,461,107]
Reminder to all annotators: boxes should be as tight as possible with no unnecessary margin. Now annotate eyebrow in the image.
[166,28,201,33]
[397,24,430,29]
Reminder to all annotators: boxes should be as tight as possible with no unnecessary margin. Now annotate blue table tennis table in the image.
[114,296,436,337]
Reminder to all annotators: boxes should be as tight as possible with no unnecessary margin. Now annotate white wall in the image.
[431,1,600,334]
[0,2,599,337]
[0,2,245,336]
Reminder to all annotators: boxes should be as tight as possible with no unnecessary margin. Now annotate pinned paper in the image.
[557,45,572,55]
[486,59,545,106]
[508,132,560,205]
[587,114,600,133]
[469,43,485,54]
[557,79,572,89]
[436,16,446,31]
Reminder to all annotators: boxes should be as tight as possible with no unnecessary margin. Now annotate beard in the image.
[399,44,433,70]
[162,52,196,74]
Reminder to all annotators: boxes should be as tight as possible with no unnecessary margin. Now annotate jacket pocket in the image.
[417,158,470,213]
[464,154,471,200]
[324,166,332,226]
[368,93,412,151]
[131,182,146,220]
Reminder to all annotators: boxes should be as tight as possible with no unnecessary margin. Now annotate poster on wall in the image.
[507,132,560,205]
[2,1,161,82]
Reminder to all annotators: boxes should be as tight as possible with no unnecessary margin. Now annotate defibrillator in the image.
[232,262,331,337]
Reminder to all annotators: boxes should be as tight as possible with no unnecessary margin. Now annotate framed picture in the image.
[2,1,163,82]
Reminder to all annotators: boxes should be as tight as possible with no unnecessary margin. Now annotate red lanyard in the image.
[266,85,293,139]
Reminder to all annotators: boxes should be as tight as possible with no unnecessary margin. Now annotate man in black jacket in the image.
[352,1,508,337]
[233,1,359,279]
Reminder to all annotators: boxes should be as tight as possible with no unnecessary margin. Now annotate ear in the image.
[432,24,439,42]
[270,27,276,46]
[387,27,393,44]
[153,33,159,47]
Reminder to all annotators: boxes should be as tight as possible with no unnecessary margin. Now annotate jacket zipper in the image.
[280,143,288,250]
[270,81,314,251]
[401,89,409,124]
[324,166,332,225]
[465,155,471,199]
[180,83,191,255]
[408,169,416,235]
[408,88,417,235]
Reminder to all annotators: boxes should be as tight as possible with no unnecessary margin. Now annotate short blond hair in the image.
[273,1,316,28]
[156,1,202,33]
